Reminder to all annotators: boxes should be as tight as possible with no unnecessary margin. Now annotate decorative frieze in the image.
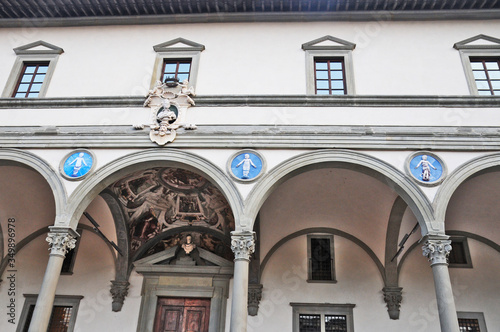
[46,228,78,257]
[383,287,403,320]
[248,284,263,316]
[422,238,452,266]
[110,280,130,312]
[231,232,256,261]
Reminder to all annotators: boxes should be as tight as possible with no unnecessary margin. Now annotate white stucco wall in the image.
[0,20,499,97]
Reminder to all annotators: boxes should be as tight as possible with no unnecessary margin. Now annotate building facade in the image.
[0,1,500,332]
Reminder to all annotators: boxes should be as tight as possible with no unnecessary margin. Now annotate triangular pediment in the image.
[134,245,233,268]
[454,34,500,50]
[153,37,205,52]
[14,40,64,55]
[302,35,356,51]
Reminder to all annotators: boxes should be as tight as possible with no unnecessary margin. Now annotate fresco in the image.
[109,168,235,254]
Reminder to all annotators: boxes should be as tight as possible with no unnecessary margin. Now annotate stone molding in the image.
[46,227,79,257]
[422,237,452,266]
[110,280,130,312]
[247,284,263,316]
[1,95,500,108]
[231,231,256,261]
[383,287,403,320]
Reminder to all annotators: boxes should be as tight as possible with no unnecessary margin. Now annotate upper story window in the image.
[13,62,49,98]
[454,34,500,96]
[151,38,204,89]
[314,58,346,95]
[162,59,192,83]
[448,237,473,268]
[469,58,500,95]
[302,35,355,95]
[2,40,63,98]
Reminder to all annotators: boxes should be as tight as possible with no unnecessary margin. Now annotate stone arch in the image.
[259,227,386,284]
[246,149,435,234]
[0,149,67,221]
[434,152,500,223]
[65,149,244,230]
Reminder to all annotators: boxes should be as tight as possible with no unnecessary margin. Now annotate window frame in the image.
[457,311,488,332]
[150,38,204,89]
[17,294,83,332]
[448,237,473,268]
[454,35,500,96]
[291,303,355,332]
[307,234,336,283]
[61,228,82,275]
[303,36,356,95]
[2,41,63,98]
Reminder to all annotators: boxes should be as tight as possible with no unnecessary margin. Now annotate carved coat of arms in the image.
[135,78,197,145]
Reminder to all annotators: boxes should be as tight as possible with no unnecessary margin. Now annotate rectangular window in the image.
[18,295,83,332]
[458,318,481,332]
[61,228,81,275]
[292,303,355,332]
[314,59,346,95]
[469,58,500,95]
[448,237,472,268]
[308,235,336,282]
[162,60,191,83]
[12,62,50,98]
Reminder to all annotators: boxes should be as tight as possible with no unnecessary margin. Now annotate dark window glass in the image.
[162,59,191,83]
[299,314,321,332]
[61,248,75,274]
[314,58,346,95]
[458,318,481,332]
[23,305,73,332]
[449,241,467,265]
[311,238,332,281]
[325,315,347,332]
[470,58,500,95]
[13,62,49,98]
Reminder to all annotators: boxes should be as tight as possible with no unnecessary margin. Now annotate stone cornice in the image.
[0,95,499,109]
[1,125,500,150]
[1,10,500,28]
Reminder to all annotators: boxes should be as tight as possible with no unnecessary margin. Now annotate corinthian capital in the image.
[46,227,79,257]
[231,231,256,261]
[422,236,452,266]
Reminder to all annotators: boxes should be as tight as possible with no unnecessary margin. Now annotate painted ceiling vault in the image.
[109,167,235,258]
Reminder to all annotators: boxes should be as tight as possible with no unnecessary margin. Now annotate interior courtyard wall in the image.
[0,20,498,97]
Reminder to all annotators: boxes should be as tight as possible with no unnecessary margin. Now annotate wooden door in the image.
[154,298,211,332]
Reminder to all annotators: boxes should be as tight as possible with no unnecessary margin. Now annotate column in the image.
[29,227,78,332]
[422,235,460,332]
[230,231,255,332]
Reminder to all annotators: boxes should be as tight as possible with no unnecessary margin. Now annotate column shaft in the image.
[229,231,255,332]
[28,227,77,332]
[422,236,460,332]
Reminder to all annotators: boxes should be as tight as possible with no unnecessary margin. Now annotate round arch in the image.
[0,148,67,220]
[245,149,435,234]
[64,149,244,230]
[434,152,500,223]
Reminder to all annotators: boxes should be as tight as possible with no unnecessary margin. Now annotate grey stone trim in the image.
[259,227,385,285]
[302,35,356,51]
[17,294,83,332]
[245,149,435,235]
[434,152,500,224]
[0,149,67,219]
[457,312,488,332]
[454,34,500,50]
[64,149,243,231]
[1,95,500,108]
[14,40,64,55]
[290,303,355,332]
[153,37,205,52]
[3,125,500,150]
[247,284,262,316]
[383,287,403,320]
[1,9,500,28]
